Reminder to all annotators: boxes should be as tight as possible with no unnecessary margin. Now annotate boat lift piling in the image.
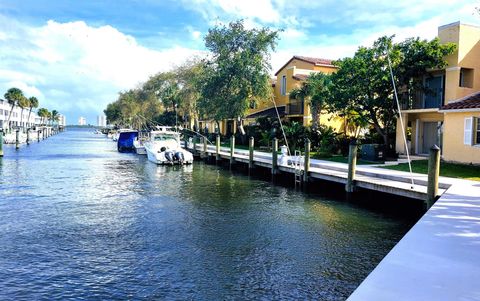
[426,145,441,209]
[0,129,3,157]
[15,129,20,150]
[346,141,358,194]
[229,136,235,167]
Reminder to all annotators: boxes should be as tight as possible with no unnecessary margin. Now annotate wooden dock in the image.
[186,142,449,202]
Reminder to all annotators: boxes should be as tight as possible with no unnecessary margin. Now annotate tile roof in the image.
[293,56,334,66]
[441,91,480,110]
[274,55,335,75]
[246,106,286,119]
[292,74,309,81]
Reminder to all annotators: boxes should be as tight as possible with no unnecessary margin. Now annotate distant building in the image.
[97,115,106,127]
[78,116,87,126]
[58,114,66,126]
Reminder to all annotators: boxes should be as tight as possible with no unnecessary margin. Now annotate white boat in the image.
[134,139,147,155]
[144,127,193,165]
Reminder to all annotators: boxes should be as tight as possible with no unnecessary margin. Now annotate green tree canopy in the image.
[328,36,455,149]
[199,20,279,131]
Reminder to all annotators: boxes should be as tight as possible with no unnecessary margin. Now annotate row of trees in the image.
[3,87,60,130]
[105,20,455,151]
[105,20,278,132]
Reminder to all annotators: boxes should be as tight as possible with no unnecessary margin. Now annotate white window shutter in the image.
[464,117,473,145]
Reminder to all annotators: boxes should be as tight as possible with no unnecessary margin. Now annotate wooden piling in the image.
[272,138,278,175]
[26,129,30,145]
[0,129,3,157]
[202,137,207,159]
[216,135,221,162]
[38,130,41,142]
[230,136,235,166]
[303,138,311,183]
[249,137,254,170]
[346,141,358,193]
[426,145,440,209]
[193,138,197,156]
[15,129,20,150]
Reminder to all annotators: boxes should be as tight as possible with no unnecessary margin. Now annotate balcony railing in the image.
[399,90,443,110]
[287,100,304,115]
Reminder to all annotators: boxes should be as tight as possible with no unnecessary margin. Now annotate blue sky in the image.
[0,0,477,125]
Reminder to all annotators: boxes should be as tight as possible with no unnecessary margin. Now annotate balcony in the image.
[399,90,443,111]
[287,100,304,115]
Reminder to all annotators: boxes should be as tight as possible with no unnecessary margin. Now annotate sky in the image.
[0,0,477,125]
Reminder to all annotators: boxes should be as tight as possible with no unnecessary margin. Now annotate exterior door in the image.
[422,122,439,154]
[424,76,443,108]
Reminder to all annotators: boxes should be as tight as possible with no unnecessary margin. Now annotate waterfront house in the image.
[395,22,480,164]
[242,55,342,131]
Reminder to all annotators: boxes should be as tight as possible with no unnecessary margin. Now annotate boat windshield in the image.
[153,134,177,141]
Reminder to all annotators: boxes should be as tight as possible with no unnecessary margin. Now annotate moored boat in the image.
[144,127,193,165]
[117,129,138,152]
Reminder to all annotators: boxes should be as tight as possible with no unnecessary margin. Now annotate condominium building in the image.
[0,99,41,129]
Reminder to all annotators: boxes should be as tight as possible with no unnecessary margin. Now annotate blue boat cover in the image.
[117,131,138,152]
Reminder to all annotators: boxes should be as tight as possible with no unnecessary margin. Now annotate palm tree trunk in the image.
[311,104,320,131]
[27,108,33,129]
[6,104,15,131]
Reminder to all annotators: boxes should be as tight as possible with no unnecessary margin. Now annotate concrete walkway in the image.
[347,171,480,300]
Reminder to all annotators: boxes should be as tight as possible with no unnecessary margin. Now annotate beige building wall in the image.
[442,111,480,164]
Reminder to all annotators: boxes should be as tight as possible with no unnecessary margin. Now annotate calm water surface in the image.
[0,129,414,300]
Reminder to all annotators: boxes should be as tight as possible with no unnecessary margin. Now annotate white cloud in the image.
[184,0,281,24]
[0,17,201,122]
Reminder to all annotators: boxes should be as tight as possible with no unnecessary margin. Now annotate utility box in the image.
[360,144,384,162]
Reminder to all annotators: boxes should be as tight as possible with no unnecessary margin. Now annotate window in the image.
[464,117,480,145]
[459,68,474,88]
[476,118,480,145]
[281,75,286,96]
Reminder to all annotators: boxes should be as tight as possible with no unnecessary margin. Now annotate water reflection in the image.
[0,129,413,300]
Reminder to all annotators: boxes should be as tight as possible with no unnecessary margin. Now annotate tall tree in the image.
[18,96,30,127]
[4,87,24,129]
[200,20,279,133]
[328,36,455,149]
[27,96,39,127]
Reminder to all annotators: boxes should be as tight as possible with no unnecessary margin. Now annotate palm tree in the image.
[27,96,39,128]
[50,110,59,126]
[18,96,30,129]
[37,108,49,125]
[4,87,24,130]
[289,73,331,131]
[306,73,332,131]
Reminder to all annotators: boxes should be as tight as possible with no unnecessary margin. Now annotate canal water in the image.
[0,128,416,300]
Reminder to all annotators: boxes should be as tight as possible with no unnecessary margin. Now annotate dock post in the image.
[26,129,30,145]
[346,141,358,193]
[0,129,3,157]
[303,138,311,183]
[426,145,440,209]
[272,138,278,175]
[230,136,235,167]
[193,138,197,156]
[249,137,254,170]
[15,129,20,150]
[216,135,221,162]
[38,130,41,142]
[202,137,207,160]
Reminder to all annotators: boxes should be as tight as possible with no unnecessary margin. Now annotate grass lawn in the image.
[380,160,480,181]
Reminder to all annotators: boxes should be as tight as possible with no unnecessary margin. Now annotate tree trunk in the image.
[311,104,320,131]
[27,108,32,129]
[6,104,14,131]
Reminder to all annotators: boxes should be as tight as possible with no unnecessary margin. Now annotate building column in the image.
[395,113,408,154]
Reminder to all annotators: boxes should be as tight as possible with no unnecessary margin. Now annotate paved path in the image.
[347,175,480,300]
